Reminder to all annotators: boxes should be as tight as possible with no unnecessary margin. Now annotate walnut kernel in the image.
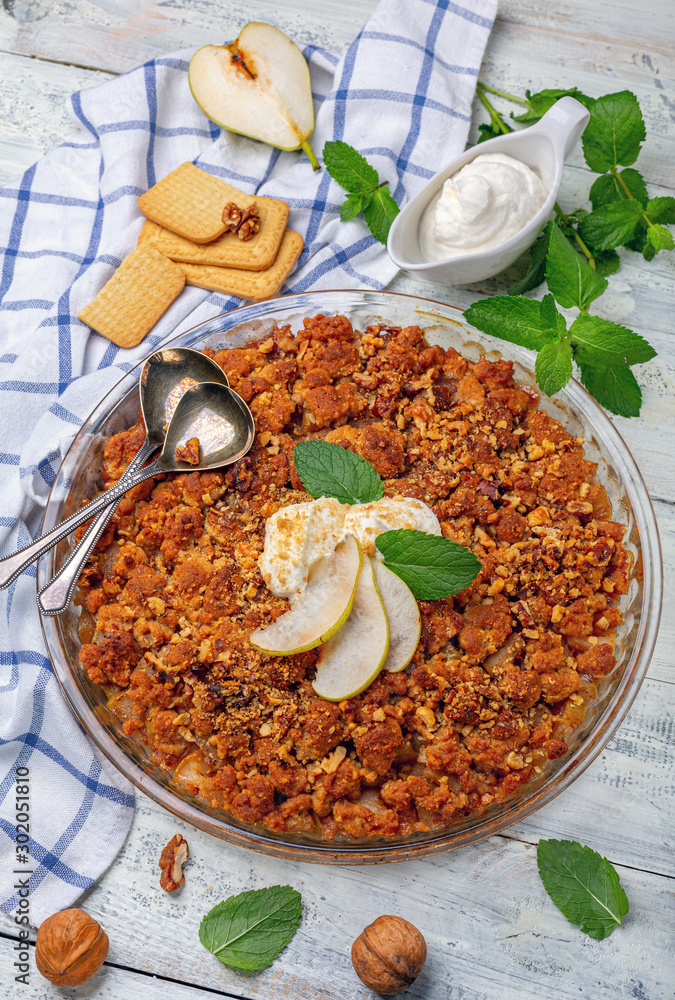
[352,915,427,995]
[35,908,109,987]
[159,833,190,892]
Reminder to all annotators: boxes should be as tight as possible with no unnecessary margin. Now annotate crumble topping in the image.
[76,314,628,841]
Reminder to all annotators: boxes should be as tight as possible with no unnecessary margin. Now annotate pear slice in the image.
[189,22,319,169]
[372,559,421,672]
[312,556,390,702]
[251,535,361,655]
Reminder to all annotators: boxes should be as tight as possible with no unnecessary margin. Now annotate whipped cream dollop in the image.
[419,152,547,262]
[259,496,441,599]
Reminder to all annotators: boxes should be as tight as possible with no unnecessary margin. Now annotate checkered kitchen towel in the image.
[0,0,496,924]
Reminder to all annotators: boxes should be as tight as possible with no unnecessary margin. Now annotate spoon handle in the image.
[36,440,156,616]
[0,457,164,591]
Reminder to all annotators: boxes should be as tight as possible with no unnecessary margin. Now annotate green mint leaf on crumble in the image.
[545,222,607,309]
[589,167,648,210]
[646,223,675,253]
[293,440,384,505]
[535,340,573,396]
[323,140,379,193]
[199,885,302,971]
[364,187,401,244]
[464,296,553,352]
[569,315,657,367]
[581,91,646,173]
[577,362,642,418]
[508,222,551,295]
[376,529,482,600]
[578,201,644,251]
[537,839,629,940]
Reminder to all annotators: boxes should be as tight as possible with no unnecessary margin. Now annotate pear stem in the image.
[302,140,321,171]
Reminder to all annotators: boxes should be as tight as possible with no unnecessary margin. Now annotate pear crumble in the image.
[76,314,629,841]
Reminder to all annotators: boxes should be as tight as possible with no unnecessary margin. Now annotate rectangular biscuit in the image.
[137,194,288,271]
[78,246,185,348]
[137,162,244,243]
[178,230,304,303]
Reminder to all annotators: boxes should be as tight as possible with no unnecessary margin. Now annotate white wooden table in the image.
[0,1,673,997]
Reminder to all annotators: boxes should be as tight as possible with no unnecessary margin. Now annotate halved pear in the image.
[251,535,361,655]
[312,556,390,702]
[189,22,319,169]
[372,559,421,672]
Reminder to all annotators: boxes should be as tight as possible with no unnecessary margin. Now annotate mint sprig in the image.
[323,140,400,243]
[199,885,302,971]
[294,440,384,505]
[537,839,629,940]
[470,84,669,415]
[293,441,481,598]
[376,529,481,600]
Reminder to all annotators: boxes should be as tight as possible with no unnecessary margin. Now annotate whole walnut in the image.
[36,908,109,987]
[351,915,427,995]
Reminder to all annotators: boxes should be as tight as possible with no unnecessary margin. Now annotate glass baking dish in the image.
[38,290,662,863]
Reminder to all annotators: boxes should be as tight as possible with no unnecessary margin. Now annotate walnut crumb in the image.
[159,834,189,892]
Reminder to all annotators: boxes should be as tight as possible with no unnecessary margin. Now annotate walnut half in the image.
[159,833,190,892]
[222,201,261,241]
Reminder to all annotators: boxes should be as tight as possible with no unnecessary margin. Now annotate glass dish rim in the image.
[38,288,663,864]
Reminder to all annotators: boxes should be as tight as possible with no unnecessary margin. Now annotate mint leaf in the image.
[540,293,567,339]
[199,885,302,971]
[646,223,674,252]
[340,192,367,222]
[579,200,644,251]
[512,87,592,124]
[477,121,506,143]
[578,363,642,417]
[363,186,400,244]
[589,168,648,209]
[570,314,656,366]
[464,296,553,351]
[537,839,629,940]
[376,529,481,600]
[645,196,675,225]
[593,249,621,275]
[642,240,656,262]
[545,222,607,309]
[323,140,378,193]
[294,440,383,505]
[535,340,573,396]
[509,223,551,295]
[581,91,645,172]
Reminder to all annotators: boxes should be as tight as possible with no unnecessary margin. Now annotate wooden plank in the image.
[0,806,672,1000]
[0,50,112,186]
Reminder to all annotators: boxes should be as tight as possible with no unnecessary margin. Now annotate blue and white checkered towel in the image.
[0,0,495,924]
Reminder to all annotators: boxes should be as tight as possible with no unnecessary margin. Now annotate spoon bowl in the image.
[161,381,256,471]
[34,348,231,613]
[387,96,590,285]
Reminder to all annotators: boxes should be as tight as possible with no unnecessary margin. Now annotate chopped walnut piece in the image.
[222,201,243,231]
[222,201,261,241]
[175,437,200,465]
[237,207,261,241]
[159,833,189,892]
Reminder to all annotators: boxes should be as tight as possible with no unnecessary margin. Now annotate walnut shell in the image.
[36,908,109,987]
[351,915,427,995]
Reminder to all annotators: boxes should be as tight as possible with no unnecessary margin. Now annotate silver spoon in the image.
[36,347,231,615]
[0,380,254,599]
